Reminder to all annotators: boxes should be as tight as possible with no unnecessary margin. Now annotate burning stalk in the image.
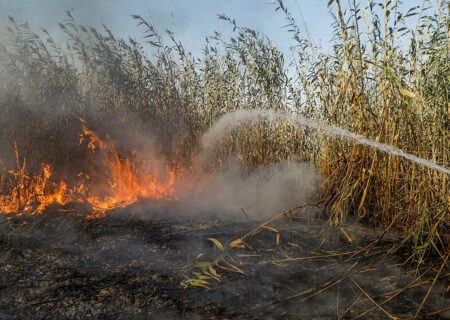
[0,120,178,218]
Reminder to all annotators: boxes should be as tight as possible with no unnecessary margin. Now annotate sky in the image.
[0,0,430,58]
[0,0,334,56]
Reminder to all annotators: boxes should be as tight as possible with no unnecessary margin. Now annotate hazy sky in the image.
[0,0,334,56]
[0,0,427,57]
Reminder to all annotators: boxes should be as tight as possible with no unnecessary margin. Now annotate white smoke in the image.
[174,159,320,220]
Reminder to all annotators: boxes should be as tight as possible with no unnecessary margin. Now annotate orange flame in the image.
[0,162,70,215]
[0,121,177,218]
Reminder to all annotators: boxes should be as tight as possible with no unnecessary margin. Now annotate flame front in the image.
[0,121,177,218]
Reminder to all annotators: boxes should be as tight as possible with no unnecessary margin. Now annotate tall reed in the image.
[0,0,448,267]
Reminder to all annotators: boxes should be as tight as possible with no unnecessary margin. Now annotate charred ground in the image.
[1,204,449,319]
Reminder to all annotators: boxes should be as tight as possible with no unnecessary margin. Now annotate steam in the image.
[173,160,320,220]
[202,109,450,175]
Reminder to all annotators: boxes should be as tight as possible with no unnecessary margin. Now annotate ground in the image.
[0,201,449,319]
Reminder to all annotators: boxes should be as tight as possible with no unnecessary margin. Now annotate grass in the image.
[0,0,448,268]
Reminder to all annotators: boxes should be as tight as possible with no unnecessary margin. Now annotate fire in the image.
[0,121,177,218]
[0,162,70,215]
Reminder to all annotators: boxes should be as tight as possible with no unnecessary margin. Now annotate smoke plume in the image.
[174,159,320,220]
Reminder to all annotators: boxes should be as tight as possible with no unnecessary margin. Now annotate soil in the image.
[0,201,449,319]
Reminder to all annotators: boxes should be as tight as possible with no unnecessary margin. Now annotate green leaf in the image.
[192,261,211,269]
[208,265,218,277]
[207,238,225,251]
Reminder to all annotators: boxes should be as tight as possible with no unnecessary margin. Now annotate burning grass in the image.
[0,0,448,270]
[1,120,177,219]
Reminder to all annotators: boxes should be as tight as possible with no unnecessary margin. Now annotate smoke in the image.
[173,159,320,220]
[0,9,321,223]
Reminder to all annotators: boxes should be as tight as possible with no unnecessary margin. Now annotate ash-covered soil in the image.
[0,202,449,319]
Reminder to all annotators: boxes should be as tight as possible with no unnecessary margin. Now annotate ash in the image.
[0,202,449,319]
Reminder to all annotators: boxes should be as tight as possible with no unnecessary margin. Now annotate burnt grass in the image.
[0,202,449,319]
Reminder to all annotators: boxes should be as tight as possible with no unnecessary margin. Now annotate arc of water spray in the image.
[202,109,450,175]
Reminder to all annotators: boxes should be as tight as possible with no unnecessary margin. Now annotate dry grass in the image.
[0,0,448,267]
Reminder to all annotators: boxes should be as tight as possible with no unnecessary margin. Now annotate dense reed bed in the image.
[0,0,448,267]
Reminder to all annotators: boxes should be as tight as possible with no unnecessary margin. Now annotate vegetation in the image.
[0,0,448,268]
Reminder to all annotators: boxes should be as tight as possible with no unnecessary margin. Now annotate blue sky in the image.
[0,0,429,57]
[0,0,334,55]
